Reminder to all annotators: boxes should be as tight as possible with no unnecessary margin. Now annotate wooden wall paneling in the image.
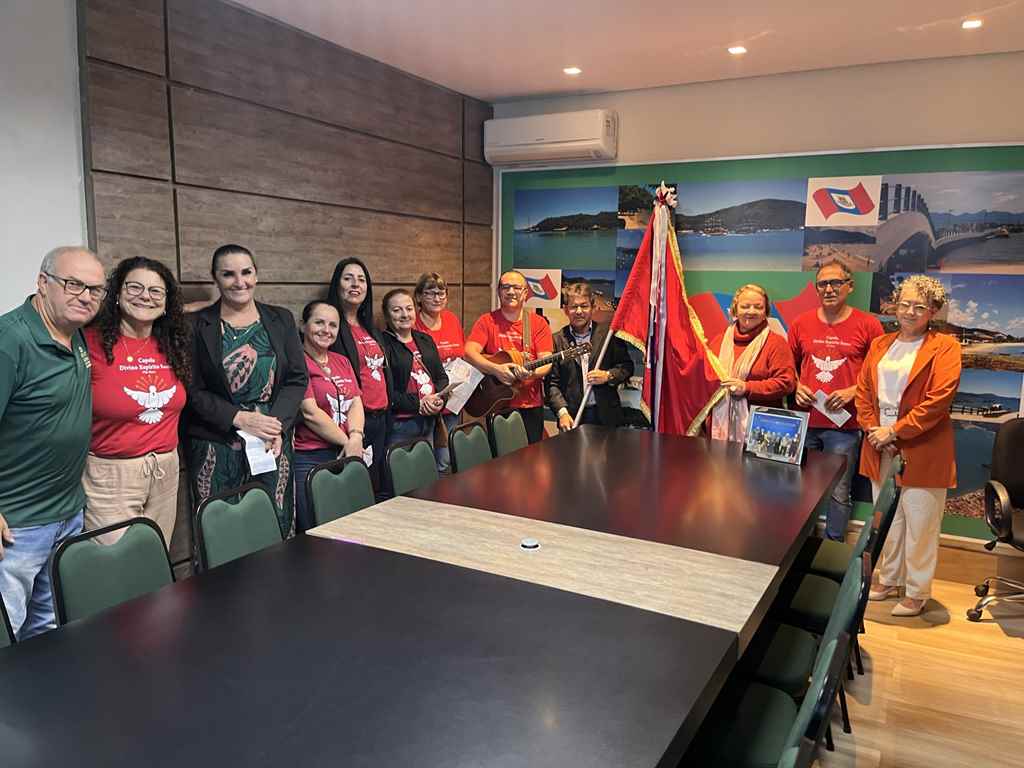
[171,88,463,222]
[84,0,165,75]
[463,161,494,226]
[462,285,494,329]
[167,0,462,157]
[463,224,493,285]
[463,98,492,163]
[86,63,171,179]
[175,188,462,283]
[91,173,177,270]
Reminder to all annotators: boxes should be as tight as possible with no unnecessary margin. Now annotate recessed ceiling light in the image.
[961,19,983,29]
[728,46,747,55]
[563,66,582,76]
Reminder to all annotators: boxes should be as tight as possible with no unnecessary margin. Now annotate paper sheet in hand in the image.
[813,390,851,428]
[238,429,277,475]
[442,357,484,415]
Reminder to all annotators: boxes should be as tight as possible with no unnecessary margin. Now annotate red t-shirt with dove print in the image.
[295,351,362,451]
[84,326,186,458]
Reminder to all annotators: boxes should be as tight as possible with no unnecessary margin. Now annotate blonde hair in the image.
[730,283,771,318]
[894,274,947,311]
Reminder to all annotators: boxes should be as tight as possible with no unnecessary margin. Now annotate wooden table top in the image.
[0,536,736,768]
[310,496,779,648]
[410,425,846,567]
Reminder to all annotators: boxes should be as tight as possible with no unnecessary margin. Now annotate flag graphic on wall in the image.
[519,268,562,308]
[805,176,883,227]
[609,184,725,435]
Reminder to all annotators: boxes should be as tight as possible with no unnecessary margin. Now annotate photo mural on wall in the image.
[508,155,1024,539]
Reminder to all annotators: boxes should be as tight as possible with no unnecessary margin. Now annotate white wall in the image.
[493,52,1024,164]
[0,0,88,313]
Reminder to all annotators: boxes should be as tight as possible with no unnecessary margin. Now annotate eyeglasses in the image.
[421,289,447,299]
[499,284,526,294]
[123,281,167,301]
[815,279,849,291]
[896,301,930,315]
[44,272,107,300]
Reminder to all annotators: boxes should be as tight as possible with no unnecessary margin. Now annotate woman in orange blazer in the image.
[855,275,961,617]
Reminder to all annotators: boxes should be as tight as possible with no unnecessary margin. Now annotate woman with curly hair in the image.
[856,274,961,617]
[82,257,191,547]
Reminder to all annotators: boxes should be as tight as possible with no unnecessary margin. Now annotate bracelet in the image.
[348,429,364,437]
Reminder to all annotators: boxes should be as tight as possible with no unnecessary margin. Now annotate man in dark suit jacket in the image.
[546,281,633,430]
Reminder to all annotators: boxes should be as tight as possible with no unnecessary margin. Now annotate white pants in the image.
[872,453,946,600]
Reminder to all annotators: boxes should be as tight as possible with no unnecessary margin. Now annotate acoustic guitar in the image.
[464,342,592,418]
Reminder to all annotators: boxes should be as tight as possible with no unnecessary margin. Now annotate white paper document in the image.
[238,429,278,475]
[442,357,484,415]
[813,389,852,428]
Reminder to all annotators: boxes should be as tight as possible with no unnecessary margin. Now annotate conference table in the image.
[0,427,843,768]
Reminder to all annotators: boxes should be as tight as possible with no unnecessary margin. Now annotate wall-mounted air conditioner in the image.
[483,109,618,166]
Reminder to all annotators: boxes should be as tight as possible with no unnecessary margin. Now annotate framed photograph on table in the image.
[744,407,810,465]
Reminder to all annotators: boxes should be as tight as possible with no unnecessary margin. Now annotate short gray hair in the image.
[40,246,99,275]
[815,260,853,281]
[895,274,947,311]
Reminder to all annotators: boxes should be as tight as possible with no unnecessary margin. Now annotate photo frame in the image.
[744,406,810,465]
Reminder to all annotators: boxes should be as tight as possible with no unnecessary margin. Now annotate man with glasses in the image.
[465,270,554,443]
[0,246,105,639]
[789,261,883,541]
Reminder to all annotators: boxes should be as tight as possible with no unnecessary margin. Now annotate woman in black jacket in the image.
[380,288,448,449]
[186,244,308,537]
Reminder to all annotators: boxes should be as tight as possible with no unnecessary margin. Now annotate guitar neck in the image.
[523,347,586,371]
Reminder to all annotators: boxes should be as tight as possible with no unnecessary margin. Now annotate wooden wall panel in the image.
[91,173,176,269]
[85,0,165,75]
[171,88,463,222]
[462,285,494,329]
[464,98,492,163]
[463,224,493,285]
[175,188,461,283]
[463,161,494,226]
[87,63,170,179]
[167,0,462,157]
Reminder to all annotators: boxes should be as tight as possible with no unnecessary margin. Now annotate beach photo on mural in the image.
[512,186,618,269]
[615,184,675,297]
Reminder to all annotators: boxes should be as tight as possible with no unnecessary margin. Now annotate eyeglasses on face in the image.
[123,281,167,301]
[815,279,850,291]
[896,301,930,315]
[44,272,107,300]
[499,284,526,294]
[421,289,447,299]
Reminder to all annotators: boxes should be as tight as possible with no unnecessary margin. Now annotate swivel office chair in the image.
[968,417,1024,622]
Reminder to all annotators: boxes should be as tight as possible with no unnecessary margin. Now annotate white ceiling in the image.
[233,0,1024,102]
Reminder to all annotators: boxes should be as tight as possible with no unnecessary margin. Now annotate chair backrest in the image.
[307,457,375,526]
[388,438,439,496]
[489,411,528,457]
[1,592,14,648]
[196,483,283,570]
[784,633,851,753]
[869,454,903,568]
[991,417,1024,504]
[450,422,492,473]
[51,518,173,625]
[821,553,870,650]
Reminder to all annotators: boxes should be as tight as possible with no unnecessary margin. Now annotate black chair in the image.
[1,591,15,648]
[968,417,1024,621]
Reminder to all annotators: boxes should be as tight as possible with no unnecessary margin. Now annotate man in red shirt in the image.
[789,261,883,541]
[465,270,553,443]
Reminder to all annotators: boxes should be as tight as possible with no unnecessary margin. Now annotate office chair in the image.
[968,417,1024,622]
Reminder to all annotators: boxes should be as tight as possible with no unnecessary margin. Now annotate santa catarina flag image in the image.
[805,176,882,227]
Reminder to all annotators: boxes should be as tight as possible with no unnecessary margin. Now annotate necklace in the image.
[306,350,331,376]
[120,334,151,363]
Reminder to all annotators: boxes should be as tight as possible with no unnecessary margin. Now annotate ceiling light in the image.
[728,46,747,55]
[961,19,983,29]
[563,66,582,76]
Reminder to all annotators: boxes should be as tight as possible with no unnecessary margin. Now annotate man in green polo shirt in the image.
[0,246,106,640]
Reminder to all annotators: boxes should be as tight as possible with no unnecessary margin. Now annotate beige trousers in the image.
[82,451,179,548]
[872,452,947,600]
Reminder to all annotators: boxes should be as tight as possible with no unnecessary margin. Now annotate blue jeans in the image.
[0,510,84,640]
[434,412,459,474]
[387,416,435,449]
[293,448,339,534]
[804,428,862,541]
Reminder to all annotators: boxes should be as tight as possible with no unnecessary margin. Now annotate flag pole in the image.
[571,330,612,428]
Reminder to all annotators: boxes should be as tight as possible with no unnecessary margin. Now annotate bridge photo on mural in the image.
[504,147,1024,540]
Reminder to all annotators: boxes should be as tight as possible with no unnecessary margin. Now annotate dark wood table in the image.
[0,536,736,768]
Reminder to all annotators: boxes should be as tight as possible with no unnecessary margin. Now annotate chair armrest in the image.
[984,480,1013,541]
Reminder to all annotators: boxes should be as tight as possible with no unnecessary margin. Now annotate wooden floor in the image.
[818,578,1024,767]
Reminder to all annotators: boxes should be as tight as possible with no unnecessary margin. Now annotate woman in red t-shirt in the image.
[83,257,191,546]
[293,301,365,533]
[413,272,465,473]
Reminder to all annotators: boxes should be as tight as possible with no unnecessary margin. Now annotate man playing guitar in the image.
[465,270,554,443]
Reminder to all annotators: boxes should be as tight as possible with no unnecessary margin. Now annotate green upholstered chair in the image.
[196,483,283,570]
[489,411,528,457]
[306,457,375,527]
[449,422,492,473]
[50,518,174,625]
[387,438,439,497]
[1,591,15,648]
[701,634,851,767]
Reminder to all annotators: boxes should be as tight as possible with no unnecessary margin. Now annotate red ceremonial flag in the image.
[609,185,725,435]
